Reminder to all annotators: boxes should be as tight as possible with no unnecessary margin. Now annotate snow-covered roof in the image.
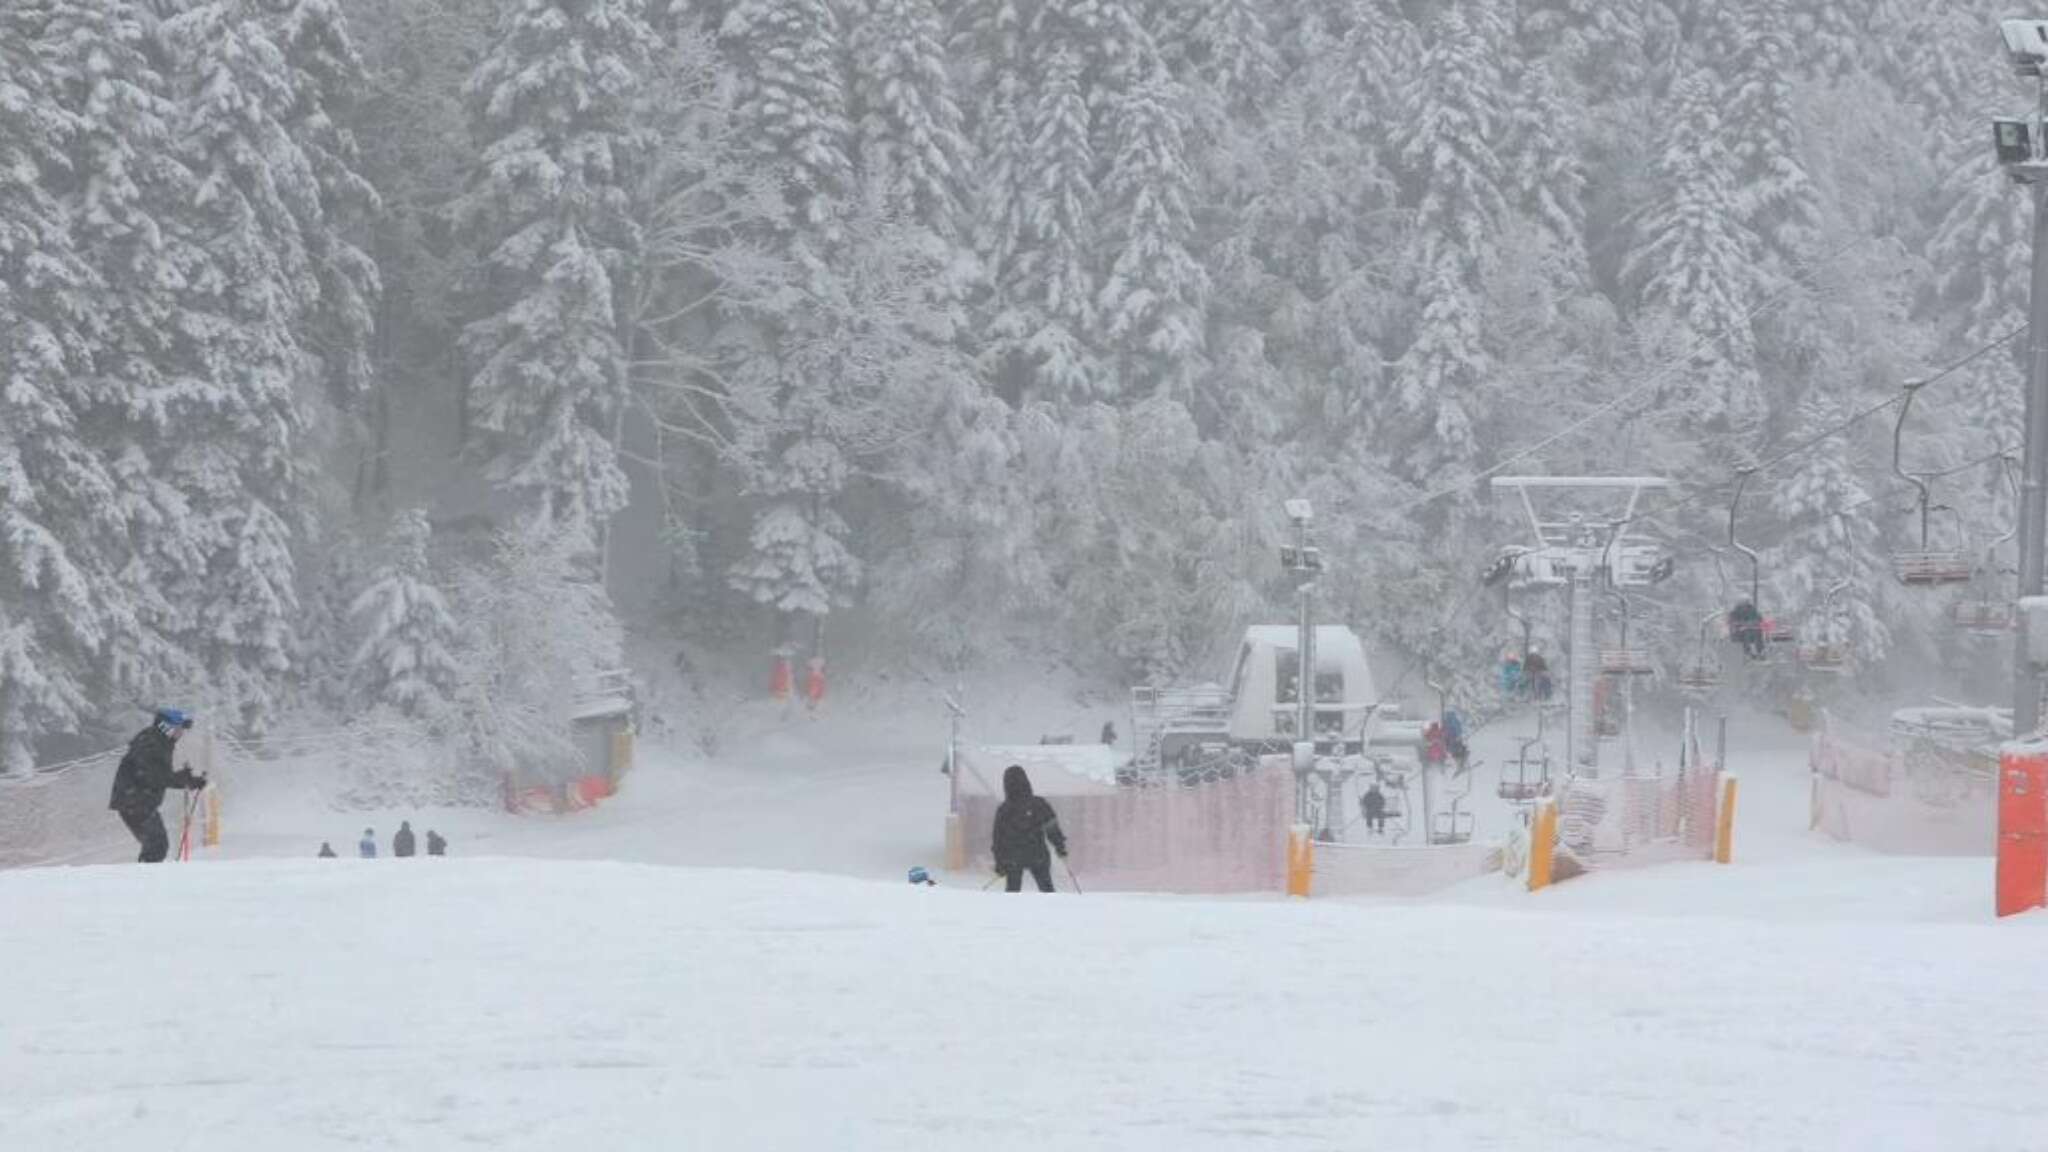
[1241,625,1367,660]
[571,695,633,723]
[964,745,1122,796]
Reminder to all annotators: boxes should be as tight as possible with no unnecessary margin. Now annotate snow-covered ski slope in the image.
[4,854,2043,1151]
[6,703,2044,1150]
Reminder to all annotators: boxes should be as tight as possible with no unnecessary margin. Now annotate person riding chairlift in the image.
[1499,651,1524,698]
[1728,600,1767,661]
[1522,648,1553,702]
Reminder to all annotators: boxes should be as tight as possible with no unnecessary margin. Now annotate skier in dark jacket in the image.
[1362,783,1388,835]
[426,829,447,856]
[107,709,207,863]
[1729,600,1766,660]
[318,842,337,858]
[991,764,1068,893]
[393,821,416,858]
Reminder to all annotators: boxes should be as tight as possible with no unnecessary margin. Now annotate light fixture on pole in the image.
[1993,18,2048,733]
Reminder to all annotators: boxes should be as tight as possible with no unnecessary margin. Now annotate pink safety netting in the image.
[957,759,1291,895]
[0,750,131,869]
[1811,712,1997,854]
[1552,766,1719,871]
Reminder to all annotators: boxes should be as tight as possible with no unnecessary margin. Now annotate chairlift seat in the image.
[1894,550,1973,586]
[1953,600,2014,634]
[1598,648,1656,677]
[1800,645,1848,673]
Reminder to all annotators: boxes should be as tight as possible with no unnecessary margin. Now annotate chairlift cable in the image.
[1396,234,1874,517]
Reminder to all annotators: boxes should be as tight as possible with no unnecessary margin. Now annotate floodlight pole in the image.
[1282,501,1318,823]
[2005,63,2048,735]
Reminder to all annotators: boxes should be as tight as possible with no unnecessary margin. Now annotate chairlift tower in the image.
[1490,477,1672,776]
[1281,499,1322,823]
[1992,19,2048,733]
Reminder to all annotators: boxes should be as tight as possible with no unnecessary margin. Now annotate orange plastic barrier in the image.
[1996,748,2047,919]
[1285,825,1313,898]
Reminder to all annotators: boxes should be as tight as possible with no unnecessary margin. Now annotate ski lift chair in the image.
[1496,738,1551,802]
[1890,386,1976,587]
[1953,598,2015,636]
[1799,643,1848,673]
[1677,658,1722,693]
[1432,809,1475,846]
[1895,549,1973,586]
[1598,648,1657,677]
[1725,468,1800,664]
[1952,455,2020,636]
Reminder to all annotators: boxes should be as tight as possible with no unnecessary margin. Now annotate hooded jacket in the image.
[393,823,416,857]
[991,765,1068,870]
[107,726,203,816]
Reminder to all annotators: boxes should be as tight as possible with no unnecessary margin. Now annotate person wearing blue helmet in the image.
[108,709,209,863]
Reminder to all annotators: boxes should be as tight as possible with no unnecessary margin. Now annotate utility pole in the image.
[1281,499,1321,822]
[1994,21,2048,734]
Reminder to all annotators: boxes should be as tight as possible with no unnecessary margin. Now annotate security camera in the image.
[1284,498,1313,523]
[2002,19,2048,77]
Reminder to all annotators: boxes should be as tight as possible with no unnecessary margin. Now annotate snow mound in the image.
[2,859,2042,1151]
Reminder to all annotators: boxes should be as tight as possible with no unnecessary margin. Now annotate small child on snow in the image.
[359,828,376,859]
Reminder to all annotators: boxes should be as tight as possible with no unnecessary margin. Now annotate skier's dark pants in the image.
[1367,813,1386,834]
[119,808,170,864]
[1004,860,1055,892]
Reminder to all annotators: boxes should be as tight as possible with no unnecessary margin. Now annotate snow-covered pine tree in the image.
[1391,2,1508,474]
[0,6,111,772]
[1167,0,1280,113]
[1520,0,1646,96]
[151,0,346,731]
[268,0,382,411]
[33,0,209,709]
[1012,44,1100,400]
[725,192,952,621]
[848,0,969,238]
[349,509,461,719]
[457,0,658,533]
[1723,0,1819,265]
[452,515,625,782]
[719,0,854,229]
[1624,68,1763,436]
[1096,60,1207,397]
[1500,53,1589,292]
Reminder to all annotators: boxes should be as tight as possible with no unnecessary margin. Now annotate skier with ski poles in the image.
[107,709,208,863]
[991,764,1070,893]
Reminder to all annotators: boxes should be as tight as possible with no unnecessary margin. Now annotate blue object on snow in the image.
[908,866,932,886]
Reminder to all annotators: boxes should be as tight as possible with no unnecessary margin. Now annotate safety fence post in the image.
[1286,824,1314,898]
[1714,775,1739,864]
[1527,799,1557,892]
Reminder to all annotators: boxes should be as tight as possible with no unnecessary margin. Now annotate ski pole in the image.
[1059,857,1083,894]
[981,873,1002,891]
[177,789,197,862]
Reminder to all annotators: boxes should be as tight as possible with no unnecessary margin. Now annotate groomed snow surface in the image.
[5,703,2045,1151]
